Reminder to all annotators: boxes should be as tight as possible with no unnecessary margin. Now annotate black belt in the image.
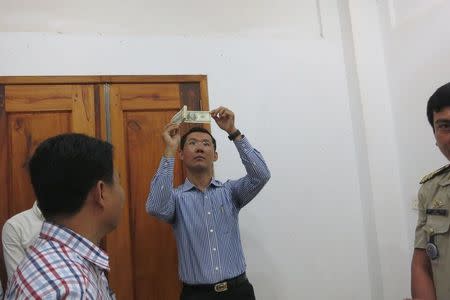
[182,273,248,293]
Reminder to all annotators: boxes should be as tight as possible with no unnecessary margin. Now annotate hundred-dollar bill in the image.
[184,111,211,123]
[170,106,187,124]
[170,105,211,124]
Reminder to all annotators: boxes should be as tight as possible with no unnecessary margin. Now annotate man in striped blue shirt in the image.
[146,106,271,300]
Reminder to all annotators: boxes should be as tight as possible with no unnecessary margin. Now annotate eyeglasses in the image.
[186,139,213,148]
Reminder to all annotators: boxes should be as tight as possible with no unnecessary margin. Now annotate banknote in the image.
[170,105,211,124]
[185,111,211,123]
[170,106,187,124]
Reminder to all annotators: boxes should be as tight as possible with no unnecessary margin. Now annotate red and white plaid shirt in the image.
[5,222,115,299]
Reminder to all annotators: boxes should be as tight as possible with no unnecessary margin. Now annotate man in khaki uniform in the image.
[412,82,450,300]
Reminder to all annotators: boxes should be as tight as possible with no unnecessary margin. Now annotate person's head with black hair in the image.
[28,133,124,244]
[427,83,450,161]
[180,127,217,150]
[427,83,450,129]
[178,127,218,174]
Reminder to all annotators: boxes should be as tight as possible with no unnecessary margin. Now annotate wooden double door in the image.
[0,75,209,299]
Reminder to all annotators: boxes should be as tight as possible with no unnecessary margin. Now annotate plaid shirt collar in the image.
[39,221,110,271]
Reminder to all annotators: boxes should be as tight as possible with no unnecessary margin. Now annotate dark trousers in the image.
[180,279,256,300]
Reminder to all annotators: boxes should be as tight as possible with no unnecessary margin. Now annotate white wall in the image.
[379,0,450,247]
[345,1,450,299]
[0,0,321,38]
[345,1,411,299]
[0,1,415,299]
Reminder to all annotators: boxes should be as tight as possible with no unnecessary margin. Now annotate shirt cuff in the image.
[159,157,175,175]
[234,136,252,156]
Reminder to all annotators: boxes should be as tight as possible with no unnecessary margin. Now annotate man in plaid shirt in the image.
[5,133,125,299]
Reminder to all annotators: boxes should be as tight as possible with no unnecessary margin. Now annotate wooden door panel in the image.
[118,84,180,111]
[3,84,96,214]
[5,85,74,112]
[8,112,71,215]
[106,85,135,299]
[108,82,191,300]
[72,85,96,136]
[126,111,183,300]
[0,84,96,289]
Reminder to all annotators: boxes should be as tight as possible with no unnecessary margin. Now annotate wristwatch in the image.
[228,129,242,141]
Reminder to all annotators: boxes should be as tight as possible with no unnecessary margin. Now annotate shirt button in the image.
[210,229,214,232]
[215,267,219,271]
[207,212,211,215]
[213,248,216,251]
[205,196,208,199]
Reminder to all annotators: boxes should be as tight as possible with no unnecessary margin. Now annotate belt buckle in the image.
[214,282,228,292]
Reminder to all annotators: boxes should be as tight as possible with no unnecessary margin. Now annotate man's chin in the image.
[189,164,209,172]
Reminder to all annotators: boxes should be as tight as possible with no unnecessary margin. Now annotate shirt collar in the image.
[32,201,45,221]
[181,178,223,192]
[39,221,110,271]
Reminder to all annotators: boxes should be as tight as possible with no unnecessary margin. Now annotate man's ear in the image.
[213,151,218,162]
[94,180,107,210]
[179,149,184,161]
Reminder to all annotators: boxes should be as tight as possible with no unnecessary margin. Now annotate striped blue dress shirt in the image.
[146,137,270,284]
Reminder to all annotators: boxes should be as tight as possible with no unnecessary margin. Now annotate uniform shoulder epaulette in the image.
[420,164,450,184]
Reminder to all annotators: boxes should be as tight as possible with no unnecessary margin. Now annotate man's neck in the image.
[187,171,213,192]
[54,216,104,246]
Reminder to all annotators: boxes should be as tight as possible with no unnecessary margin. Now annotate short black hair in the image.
[427,82,450,128]
[28,133,114,220]
[180,127,216,150]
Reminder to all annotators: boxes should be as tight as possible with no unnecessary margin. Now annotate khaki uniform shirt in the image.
[415,165,450,300]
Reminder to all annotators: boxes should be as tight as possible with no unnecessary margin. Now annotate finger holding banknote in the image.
[211,106,236,134]
[162,123,180,157]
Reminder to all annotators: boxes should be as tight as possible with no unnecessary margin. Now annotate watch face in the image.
[229,130,240,140]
